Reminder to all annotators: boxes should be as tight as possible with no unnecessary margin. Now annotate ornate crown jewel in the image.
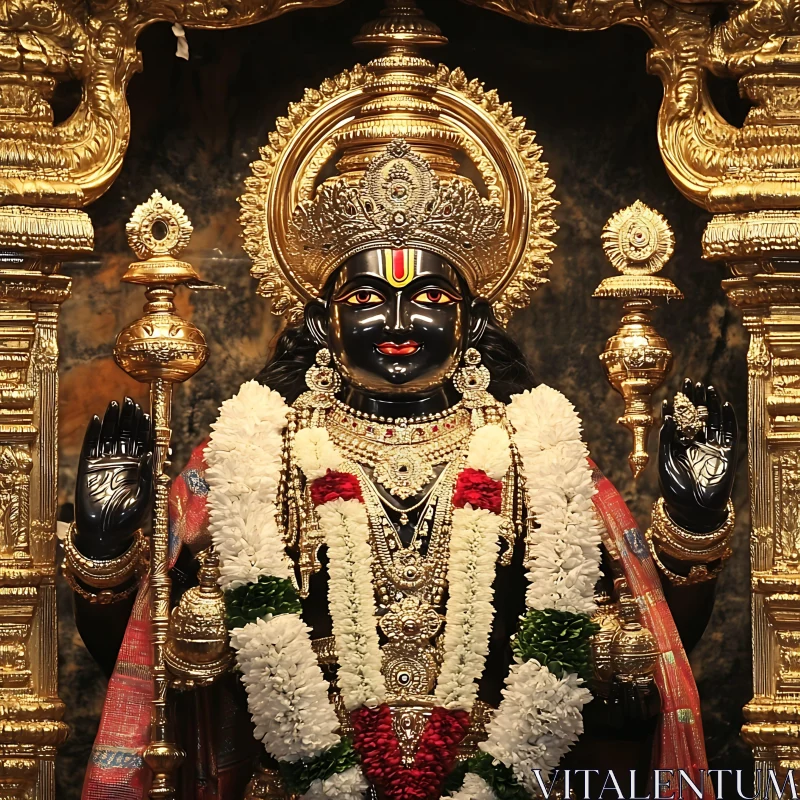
[289,140,509,295]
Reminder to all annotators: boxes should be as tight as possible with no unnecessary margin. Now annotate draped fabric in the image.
[81,442,213,800]
[590,461,713,796]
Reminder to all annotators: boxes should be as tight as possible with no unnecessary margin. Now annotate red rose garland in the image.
[310,463,501,800]
[453,468,503,514]
[351,705,471,800]
[311,469,364,505]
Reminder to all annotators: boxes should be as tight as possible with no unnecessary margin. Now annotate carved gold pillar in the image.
[0,254,75,800]
[706,225,800,785]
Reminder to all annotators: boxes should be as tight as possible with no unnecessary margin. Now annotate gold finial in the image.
[594,202,683,479]
[126,190,193,261]
[596,200,682,300]
[353,0,448,48]
[601,200,674,276]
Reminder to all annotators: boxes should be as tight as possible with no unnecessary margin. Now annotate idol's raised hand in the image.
[74,397,153,559]
[658,379,738,534]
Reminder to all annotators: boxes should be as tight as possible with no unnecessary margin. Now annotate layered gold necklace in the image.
[327,399,471,500]
[326,401,473,704]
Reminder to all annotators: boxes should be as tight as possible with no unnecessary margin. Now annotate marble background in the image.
[55,0,754,794]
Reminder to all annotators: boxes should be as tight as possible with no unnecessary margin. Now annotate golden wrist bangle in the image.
[650,496,734,563]
[64,569,141,605]
[64,522,146,590]
[646,497,734,585]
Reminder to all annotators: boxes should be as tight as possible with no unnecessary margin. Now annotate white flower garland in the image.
[507,386,603,617]
[462,385,602,794]
[229,613,340,761]
[450,773,497,800]
[435,506,503,711]
[315,497,386,710]
[206,382,360,799]
[303,766,369,799]
[207,381,603,798]
[482,660,592,792]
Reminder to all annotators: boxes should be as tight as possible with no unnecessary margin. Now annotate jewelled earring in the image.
[305,347,341,406]
[453,347,492,409]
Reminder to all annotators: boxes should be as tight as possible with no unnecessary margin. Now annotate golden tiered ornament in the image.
[113,191,216,798]
[594,201,683,478]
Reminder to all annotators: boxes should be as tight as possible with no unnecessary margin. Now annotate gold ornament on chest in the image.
[379,596,443,698]
[328,400,470,499]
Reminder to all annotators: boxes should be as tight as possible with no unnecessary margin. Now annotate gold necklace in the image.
[367,467,446,527]
[327,402,470,499]
[353,458,462,608]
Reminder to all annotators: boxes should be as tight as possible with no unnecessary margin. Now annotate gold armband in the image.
[646,497,734,585]
[64,570,142,605]
[63,522,147,602]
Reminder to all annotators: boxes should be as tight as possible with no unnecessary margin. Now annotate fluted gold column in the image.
[0,255,76,800]
[705,220,800,784]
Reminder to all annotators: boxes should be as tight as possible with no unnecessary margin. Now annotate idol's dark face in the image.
[320,249,468,397]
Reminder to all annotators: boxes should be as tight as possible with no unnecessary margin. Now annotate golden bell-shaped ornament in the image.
[165,549,233,689]
[610,620,659,678]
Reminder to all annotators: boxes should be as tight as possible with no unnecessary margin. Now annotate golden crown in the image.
[288,140,509,295]
[239,3,557,325]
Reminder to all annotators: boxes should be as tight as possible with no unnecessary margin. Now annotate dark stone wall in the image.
[55,1,753,795]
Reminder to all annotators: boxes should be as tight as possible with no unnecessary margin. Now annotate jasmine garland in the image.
[207,381,605,799]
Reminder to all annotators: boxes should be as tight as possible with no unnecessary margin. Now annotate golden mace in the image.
[114,191,216,797]
[595,201,682,479]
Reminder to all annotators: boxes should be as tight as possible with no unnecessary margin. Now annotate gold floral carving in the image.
[778,452,800,567]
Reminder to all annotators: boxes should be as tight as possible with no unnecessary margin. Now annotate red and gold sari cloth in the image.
[591,461,712,795]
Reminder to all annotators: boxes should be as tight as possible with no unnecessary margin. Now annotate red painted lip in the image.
[376,341,420,357]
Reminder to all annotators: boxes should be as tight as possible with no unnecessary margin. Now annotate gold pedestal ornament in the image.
[594,201,683,478]
[114,191,215,799]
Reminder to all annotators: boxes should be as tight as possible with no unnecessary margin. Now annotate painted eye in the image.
[411,289,459,305]
[339,289,385,306]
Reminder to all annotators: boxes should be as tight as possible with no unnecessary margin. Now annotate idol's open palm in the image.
[658,379,737,533]
[74,397,153,558]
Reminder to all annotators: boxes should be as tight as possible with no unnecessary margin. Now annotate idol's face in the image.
[325,248,467,397]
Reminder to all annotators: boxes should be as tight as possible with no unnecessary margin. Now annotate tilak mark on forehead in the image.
[382,248,420,288]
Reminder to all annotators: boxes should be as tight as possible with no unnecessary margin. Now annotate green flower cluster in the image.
[224,575,302,629]
[279,738,360,795]
[512,608,600,681]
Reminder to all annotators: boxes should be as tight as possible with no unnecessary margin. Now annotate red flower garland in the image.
[453,468,503,514]
[310,469,364,506]
[351,704,471,800]
[312,464,494,797]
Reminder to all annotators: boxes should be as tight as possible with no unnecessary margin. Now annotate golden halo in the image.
[239,64,557,326]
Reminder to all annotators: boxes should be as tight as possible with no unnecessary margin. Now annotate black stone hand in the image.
[658,379,737,534]
[74,397,153,559]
